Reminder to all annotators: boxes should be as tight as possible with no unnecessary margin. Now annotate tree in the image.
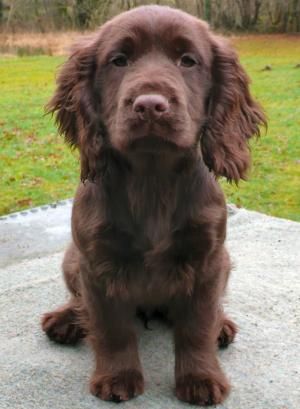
[237,0,262,29]
[1,0,300,33]
[0,1,3,24]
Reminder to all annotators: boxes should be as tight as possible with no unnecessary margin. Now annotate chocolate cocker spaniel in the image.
[41,5,265,406]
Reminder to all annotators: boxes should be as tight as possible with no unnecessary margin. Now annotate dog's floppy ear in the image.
[201,36,266,182]
[46,36,104,182]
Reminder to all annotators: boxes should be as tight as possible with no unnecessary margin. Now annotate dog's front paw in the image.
[90,369,144,402]
[175,373,230,406]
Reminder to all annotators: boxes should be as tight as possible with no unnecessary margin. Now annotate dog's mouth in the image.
[114,113,195,153]
[128,135,180,153]
[125,119,188,152]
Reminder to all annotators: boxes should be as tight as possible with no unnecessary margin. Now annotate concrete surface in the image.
[0,202,299,409]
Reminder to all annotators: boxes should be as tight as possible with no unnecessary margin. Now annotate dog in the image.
[41,5,265,406]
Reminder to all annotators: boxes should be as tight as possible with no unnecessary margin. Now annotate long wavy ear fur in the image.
[201,36,266,182]
[46,38,103,182]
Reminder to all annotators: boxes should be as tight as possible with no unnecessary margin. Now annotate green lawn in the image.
[0,55,78,214]
[0,36,299,220]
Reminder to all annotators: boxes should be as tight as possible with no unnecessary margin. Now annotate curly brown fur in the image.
[42,5,265,406]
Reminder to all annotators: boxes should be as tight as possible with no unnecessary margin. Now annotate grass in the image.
[221,35,300,221]
[0,55,78,214]
[0,34,299,220]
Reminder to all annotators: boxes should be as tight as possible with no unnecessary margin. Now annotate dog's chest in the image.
[127,175,175,247]
[144,208,172,248]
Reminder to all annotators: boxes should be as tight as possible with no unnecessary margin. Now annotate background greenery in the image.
[1,1,300,33]
[0,35,299,220]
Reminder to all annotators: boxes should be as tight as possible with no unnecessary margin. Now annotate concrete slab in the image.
[0,199,72,268]
[0,203,299,408]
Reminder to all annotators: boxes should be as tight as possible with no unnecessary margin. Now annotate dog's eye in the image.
[111,53,128,67]
[179,54,197,68]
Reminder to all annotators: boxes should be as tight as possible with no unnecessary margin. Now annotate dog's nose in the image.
[133,94,169,120]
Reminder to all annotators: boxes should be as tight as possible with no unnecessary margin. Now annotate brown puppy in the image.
[41,5,265,406]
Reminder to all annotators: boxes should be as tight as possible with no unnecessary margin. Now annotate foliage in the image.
[0,35,299,220]
[1,0,300,33]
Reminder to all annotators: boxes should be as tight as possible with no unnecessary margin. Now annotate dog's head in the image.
[48,6,265,182]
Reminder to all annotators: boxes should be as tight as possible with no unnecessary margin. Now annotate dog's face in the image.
[97,7,212,153]
[48,6,265,182]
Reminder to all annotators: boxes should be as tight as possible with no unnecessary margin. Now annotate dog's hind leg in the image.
[217,314,237,349]
[41,243,86,344]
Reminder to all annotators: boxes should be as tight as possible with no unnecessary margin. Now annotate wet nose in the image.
[133,94,169,120]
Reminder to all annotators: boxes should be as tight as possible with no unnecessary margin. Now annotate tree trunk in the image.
[195,0,204,18]
[0,0,3,24]
[75,0,91,28]
[204,0,211,22]
[252,0,262,26]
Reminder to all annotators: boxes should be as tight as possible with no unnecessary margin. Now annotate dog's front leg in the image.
[172,272,230,406]
[80,262,144,403]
